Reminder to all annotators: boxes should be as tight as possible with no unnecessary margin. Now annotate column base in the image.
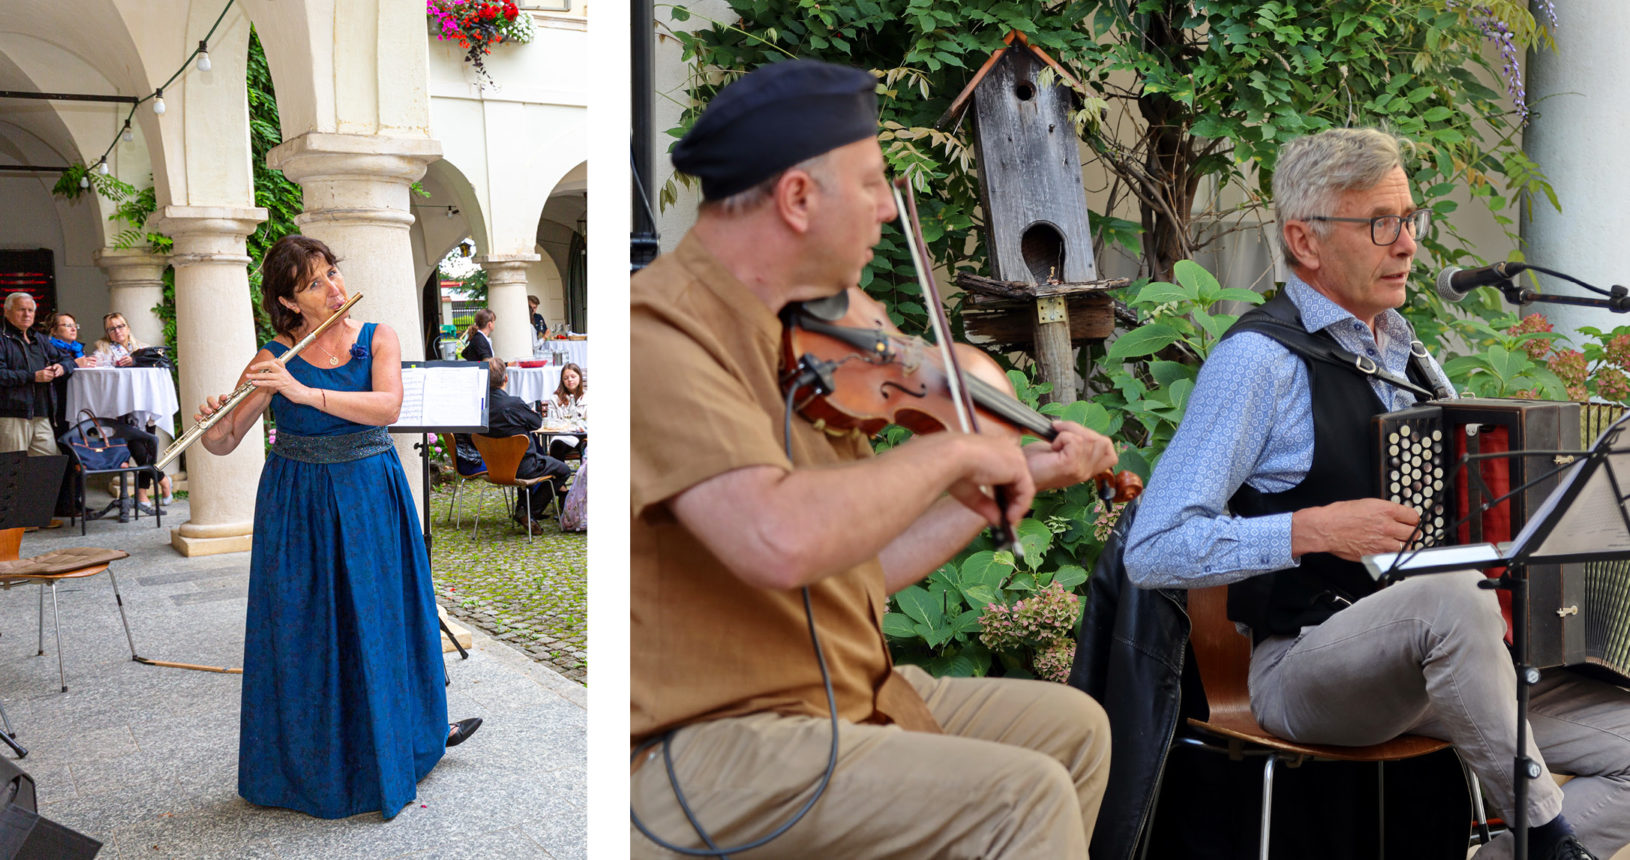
[171,522,254,557]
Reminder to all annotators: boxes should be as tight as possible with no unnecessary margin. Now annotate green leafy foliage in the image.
[666,0,1559,678]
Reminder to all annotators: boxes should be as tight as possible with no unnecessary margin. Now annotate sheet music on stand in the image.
[392,360,489,434]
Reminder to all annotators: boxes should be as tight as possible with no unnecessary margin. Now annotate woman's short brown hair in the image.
[261,235,341,337]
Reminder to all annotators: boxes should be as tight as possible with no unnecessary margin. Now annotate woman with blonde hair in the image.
[93,312,147,367]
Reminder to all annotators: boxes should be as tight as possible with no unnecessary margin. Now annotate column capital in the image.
[148,206,265,267]
[93,247,169,286]
[476,253,542,268]
[267,132,443,185]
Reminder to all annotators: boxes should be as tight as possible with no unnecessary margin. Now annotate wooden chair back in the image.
[1188,585,1257,725]
[469,435,535,488]
[1185,584,1450,760]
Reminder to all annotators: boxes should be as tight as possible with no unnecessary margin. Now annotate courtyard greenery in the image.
[428,480,588,684]
[662,0,1605,680]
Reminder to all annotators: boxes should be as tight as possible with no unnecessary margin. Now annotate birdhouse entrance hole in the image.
[1021,221,1065,283]
[1014,80,1036,101]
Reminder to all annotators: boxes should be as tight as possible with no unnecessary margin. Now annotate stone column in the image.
[1524,3,1630,338]
[267,132,443,514]
[478,254,541,360]
[93,248,168,349]
[148,206,267,557]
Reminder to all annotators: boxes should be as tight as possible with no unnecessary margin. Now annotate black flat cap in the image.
[673,59,879,201]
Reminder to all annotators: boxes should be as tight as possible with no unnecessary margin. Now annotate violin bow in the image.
[891,178,1025,559]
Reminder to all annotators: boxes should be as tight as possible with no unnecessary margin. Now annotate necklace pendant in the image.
[328,355,339,366]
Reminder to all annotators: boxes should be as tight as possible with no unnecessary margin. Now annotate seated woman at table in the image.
[460,309,495,362]
[49,313,101,368]
[546,362,586,461]
[47,312,101,439]
[93,312,148,367]
[87,313,173,505]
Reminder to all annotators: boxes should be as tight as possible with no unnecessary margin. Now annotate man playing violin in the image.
[1125,127,1630,860]
[630,59,1120,858]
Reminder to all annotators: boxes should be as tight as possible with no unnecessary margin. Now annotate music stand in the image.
[1366,411,1630,859]
[0,453,69,758]
[390,360,489,662]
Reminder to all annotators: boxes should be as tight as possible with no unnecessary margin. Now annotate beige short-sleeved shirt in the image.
[630,232,939,744]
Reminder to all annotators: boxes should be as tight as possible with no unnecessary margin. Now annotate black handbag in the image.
[128,346,173,370]
[58,410,132,472]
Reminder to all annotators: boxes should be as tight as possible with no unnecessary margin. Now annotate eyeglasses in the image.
[106,323,128,333]
[1304,209,1431,246]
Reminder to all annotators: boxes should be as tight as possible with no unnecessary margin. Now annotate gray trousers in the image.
[1249,570,1630,859]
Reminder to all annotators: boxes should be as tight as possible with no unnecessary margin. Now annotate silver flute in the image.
[155,291,364,471]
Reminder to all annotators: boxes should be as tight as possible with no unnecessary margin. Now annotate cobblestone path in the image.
[428,479,588,684]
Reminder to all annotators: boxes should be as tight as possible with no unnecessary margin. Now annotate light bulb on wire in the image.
[78,174,89,189]
[152,88,166,116]
[195,41,211,72]
[97,159,109,176]
[121,121,133,143]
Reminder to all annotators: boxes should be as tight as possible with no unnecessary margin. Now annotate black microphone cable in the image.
[630,370,842,858]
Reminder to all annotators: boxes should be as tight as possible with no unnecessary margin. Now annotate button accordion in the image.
[1374,398,1630,684]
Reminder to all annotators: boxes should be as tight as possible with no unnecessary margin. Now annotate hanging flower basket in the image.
[427,0,534,89]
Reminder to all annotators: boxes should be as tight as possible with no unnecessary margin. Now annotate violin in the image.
[780,287,1143,505]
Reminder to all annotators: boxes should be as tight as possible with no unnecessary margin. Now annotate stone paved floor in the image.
[0,489,587,858]
[427,481,587,684]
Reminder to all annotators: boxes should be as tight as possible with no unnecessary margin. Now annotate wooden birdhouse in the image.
[941,32,1124,403]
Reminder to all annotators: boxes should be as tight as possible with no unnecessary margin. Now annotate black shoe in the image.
[1538,836,1599,860]
[447,717,483,748]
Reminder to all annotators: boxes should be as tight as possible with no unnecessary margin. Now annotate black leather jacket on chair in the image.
[1067,498,1200,860]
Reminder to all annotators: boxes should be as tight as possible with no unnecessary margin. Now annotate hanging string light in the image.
[77,0,235,186]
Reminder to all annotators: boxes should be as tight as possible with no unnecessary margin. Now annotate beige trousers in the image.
[631,664,1110,859]
[0,417,58,455]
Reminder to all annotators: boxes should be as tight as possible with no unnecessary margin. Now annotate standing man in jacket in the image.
[0,293,76,523]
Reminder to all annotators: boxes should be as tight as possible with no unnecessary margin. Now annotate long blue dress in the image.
[238,322,448,819]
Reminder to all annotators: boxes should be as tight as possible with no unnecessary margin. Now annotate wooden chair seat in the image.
[0,528,139,694]
[1182,585,1479,857]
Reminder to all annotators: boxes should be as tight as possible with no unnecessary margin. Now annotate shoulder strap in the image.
[1223,292,1434,400]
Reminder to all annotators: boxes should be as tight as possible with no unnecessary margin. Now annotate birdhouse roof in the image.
[936,31,1087,129]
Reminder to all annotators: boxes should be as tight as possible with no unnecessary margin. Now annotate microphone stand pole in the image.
[1495,279,1630,313]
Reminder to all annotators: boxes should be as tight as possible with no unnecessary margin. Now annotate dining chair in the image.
[0,527,135,694]
[468,435,557,541]
[438,433,489,529]
[1179,584,1486,859]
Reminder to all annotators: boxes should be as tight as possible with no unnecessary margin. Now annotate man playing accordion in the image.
[1125,127,1630,860]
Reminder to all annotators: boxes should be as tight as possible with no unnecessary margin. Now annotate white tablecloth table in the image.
[505,366,564,406]
[529,338,588,368]
[65,367,180,432]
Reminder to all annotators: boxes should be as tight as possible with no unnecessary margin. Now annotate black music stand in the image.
[0,453,70,758]
[1367,411,1630,859]
[390,360,489,662]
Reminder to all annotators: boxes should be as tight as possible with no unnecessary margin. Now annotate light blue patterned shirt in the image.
[1123,276,1455,589]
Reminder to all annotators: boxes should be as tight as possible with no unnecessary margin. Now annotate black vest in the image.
[1221,293,1438,641]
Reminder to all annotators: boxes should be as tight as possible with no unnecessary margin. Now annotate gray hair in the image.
[1274,128,1406,267]
[701,151,834,218]
[3,293,35,314]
